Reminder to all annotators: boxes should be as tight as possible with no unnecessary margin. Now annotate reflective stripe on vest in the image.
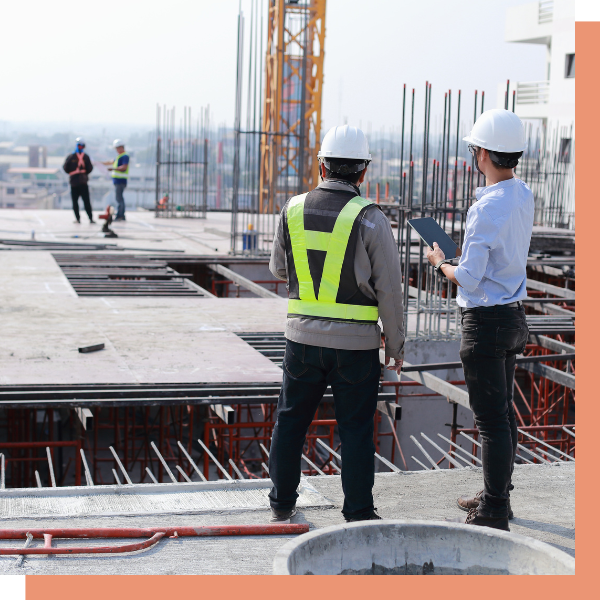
[112,152,129,179]
[70,153,86,176]
[286,193,379,323]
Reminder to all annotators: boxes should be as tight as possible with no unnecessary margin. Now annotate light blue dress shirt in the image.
[454,177,534,308]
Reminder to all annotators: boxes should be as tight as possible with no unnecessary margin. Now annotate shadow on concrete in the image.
[512,518,575,540]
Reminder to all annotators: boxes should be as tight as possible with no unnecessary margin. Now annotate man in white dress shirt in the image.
[426,109,533,531]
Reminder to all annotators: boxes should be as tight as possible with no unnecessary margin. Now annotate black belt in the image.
[461,301,523,314]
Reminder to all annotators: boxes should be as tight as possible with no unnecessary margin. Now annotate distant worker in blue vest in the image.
[268,125,405,523]
[63,137,95,224]
[102,139,129,221]
[426,109,533,532]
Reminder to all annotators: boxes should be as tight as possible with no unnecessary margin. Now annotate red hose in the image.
[0,524,309,555]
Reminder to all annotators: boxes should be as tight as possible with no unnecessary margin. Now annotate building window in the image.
[565,54,575,78]
[6,188,15,194]
[559,138,572,163]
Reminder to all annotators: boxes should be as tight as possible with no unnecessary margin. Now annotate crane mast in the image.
[259,0,326,214]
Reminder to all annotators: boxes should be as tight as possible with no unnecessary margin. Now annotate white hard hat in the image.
[463,109,526,153]
[113,139,125,148]
[75,137,85,145]
[317,125,371,161]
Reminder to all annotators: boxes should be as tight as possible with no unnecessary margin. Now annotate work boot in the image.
[89,219,96,224]
[74,218,80,224]
[457,490,514,520]
[463,507,509,532]
[345,510,382,523]
[270,507,297,523]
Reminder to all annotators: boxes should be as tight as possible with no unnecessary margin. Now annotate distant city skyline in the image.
[1,0,550,135]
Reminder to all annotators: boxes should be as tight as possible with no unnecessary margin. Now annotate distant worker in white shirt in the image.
[426,109,533,532]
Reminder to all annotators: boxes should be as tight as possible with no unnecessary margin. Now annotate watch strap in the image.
[434,259,451,274]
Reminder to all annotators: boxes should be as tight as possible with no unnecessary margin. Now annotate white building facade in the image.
[498,1,574,229]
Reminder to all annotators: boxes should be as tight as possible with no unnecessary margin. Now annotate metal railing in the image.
[516,81,550,105]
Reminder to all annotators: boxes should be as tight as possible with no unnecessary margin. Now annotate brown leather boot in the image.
[464,508,509,532]
[457,490,514,520]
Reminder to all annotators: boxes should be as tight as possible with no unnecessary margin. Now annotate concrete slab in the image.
[0,463,574,575]
[0,250,287,385]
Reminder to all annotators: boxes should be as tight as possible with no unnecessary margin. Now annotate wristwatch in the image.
[434,259,452,276]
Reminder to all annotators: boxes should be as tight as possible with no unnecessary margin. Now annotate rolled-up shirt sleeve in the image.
[454,207,497,293]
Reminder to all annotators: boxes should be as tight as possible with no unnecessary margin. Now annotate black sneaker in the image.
[89,219,96,224]
[345,510,382,523]
[464,507,509,532]
[270,507,297,523]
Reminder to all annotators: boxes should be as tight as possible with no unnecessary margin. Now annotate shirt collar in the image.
[318,178,361,195]
[475,177,516,200]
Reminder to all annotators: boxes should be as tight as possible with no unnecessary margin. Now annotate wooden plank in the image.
[518,361,575,390]
[529,335,575,354]
[210,404,236,425]
[379,350,470,410]
[377,401,402,421]
[74,407,93,430]
[527,299,574,317]
[526,278,575,300]
[209,264,282,300]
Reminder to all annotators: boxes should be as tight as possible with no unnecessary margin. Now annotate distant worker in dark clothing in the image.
[103,139,129,221]
[63,137,95,224]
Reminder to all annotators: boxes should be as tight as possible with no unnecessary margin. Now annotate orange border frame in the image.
[25,17,594,600]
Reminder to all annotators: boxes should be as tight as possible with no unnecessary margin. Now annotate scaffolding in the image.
[155,105,209,219]
[230,0,326,255]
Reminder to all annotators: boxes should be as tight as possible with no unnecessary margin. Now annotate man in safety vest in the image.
[268,125,405,523]
[102,139,129,221]
[63,137,94,224]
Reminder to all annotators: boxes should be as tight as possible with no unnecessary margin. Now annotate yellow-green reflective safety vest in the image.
[286,193,379,323]
[112,152,129,180]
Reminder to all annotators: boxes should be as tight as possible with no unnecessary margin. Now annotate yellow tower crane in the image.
[259,0,326,214]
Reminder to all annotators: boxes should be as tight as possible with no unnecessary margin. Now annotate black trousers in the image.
[71,184,93,221]
[459,304,528,518]
[268,340,380,520]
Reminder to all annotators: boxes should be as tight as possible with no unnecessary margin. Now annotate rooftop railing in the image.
[517,80,550,105]
[539,0,553,25]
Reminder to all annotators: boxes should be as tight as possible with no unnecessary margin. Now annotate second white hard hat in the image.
[75,137,85,145]
[463,109,526,153]
[113,139,125,148]
[318,125,371,161]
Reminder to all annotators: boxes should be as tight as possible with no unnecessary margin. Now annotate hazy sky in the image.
[1,0,548,133]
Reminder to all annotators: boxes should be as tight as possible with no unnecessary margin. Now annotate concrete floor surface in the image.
[0,463,574,575]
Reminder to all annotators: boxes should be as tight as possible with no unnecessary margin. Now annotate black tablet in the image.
[407,217,462,258]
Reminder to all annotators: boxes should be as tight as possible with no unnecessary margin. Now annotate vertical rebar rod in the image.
[150,441,177,483]
[198,439,233,481]
[229,459,245,480]
[80,449,94,486]
[409,88,415,161]
[176,465,192,482]
[109,446,133,485]
[301,454,325,476]
[177,441,207,482]
[145,467,159,484]
[46,447,56,488]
